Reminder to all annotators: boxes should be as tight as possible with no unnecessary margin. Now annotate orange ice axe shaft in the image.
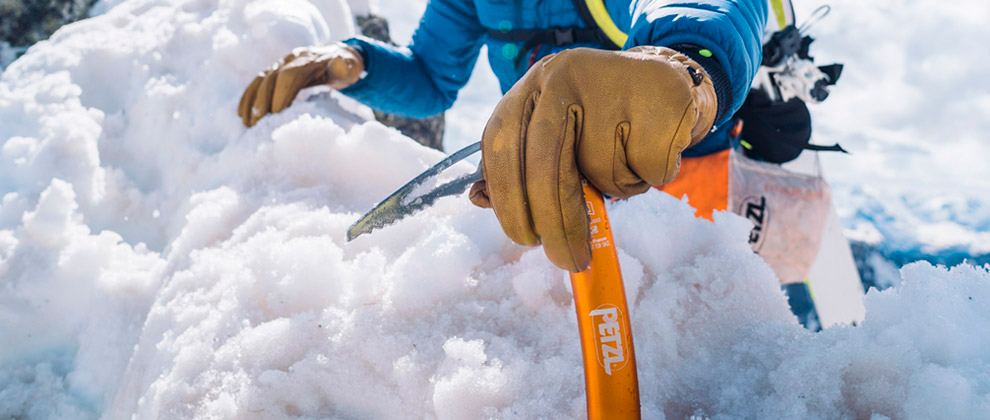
[345,143,641,418]
[569,182,641,420]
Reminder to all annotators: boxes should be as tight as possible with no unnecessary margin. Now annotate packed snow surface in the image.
[2,0,989,419]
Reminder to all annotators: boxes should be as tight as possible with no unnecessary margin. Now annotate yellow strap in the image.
[770,0,789,29]
[586,0,628,48]
[804,277,815,301]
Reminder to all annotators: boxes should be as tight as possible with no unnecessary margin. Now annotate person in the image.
[238,0,768,273]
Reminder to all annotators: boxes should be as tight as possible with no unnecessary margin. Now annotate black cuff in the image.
[670,44,733,125]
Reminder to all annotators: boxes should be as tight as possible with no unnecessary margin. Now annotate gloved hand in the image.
[238,43,364,127]
[469,46,717,272]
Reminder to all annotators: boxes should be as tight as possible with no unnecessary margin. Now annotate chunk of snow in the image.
[1,1,989,419]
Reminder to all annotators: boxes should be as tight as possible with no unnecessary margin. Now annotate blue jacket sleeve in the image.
[340,0,485,118]
[627,0,767,126]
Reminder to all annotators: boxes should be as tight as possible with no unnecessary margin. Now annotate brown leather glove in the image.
[469,46,717,272]
[238,43,364,127]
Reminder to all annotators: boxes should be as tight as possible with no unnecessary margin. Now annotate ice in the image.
[2,0,990,419]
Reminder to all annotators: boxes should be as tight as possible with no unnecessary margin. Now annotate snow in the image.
[1,0,989,419]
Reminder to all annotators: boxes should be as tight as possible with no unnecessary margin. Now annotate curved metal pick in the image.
[346,141,482,241]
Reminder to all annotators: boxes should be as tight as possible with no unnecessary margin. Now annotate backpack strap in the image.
[486,0,628,65]
[571,0,627,49]
[486,27,604,47]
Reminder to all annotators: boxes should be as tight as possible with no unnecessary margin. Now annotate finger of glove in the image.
[525,103,591,272]
[238,75,264,127]
[468,180,492,208]
[481,90,540,247]
[271,61,325,114]
[249,70,279,127]
[577,120,651,199]
[627,100,696,186]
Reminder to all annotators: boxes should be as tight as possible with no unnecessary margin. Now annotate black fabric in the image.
[738,6,848,164]
[674,44,733,126]
[568,0,621,49]
[804,142,848,153]
[485,0,620,65]
[485,27,603,46]
[487,26,604,65]
[783,283,821,331]
[737,91,813,164]
[798,34,814,60]
[762,25,802,67]
[809,78,830,101]
[818,63,843,85]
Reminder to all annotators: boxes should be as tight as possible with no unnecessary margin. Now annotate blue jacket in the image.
[341,0,766,155]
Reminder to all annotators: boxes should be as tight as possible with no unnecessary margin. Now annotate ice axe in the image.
[347,141,641,419]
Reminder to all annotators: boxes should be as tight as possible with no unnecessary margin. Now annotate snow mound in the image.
[2,1,990,419]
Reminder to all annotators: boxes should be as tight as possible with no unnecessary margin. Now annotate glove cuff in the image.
[322,43,365,90]
[678,50,718,147]
[671,44,733,127]
[626,46,718,147]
